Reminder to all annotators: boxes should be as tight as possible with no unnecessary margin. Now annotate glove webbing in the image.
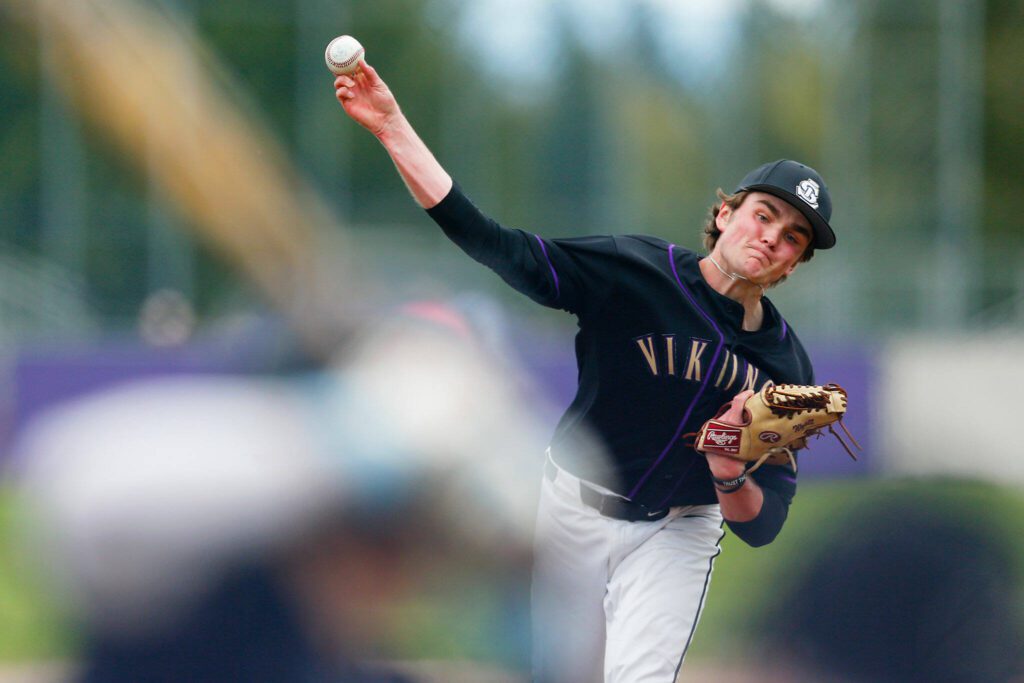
[744,419,860,475]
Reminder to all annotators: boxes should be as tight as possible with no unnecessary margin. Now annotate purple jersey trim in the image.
[533,234,560,300]
[780,319,788,341]
[628,244,726,501]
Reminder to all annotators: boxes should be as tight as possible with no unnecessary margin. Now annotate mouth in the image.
[746,246,772,266]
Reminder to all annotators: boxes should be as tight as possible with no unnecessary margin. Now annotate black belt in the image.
[544,457,669,522]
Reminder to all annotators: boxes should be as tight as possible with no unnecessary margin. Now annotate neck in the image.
[700,254,765,331]
[702,254,765,299]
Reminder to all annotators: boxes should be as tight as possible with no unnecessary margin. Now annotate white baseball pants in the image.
[532,456,725,683]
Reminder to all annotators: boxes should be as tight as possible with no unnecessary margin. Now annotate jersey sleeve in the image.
[426,183,616,316]
[724,464,796,547]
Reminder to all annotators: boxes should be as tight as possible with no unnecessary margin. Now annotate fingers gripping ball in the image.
[325,35,364,76]
[695,384,861,474]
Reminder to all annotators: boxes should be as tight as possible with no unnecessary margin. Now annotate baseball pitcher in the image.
[334,57,850,683]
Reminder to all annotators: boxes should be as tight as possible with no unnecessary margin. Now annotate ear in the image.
[715,202,732,232]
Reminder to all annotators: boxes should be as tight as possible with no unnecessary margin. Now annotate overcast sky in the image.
[449,0,825,91]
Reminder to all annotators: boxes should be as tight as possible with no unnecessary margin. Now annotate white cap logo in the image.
[795,179,820,209]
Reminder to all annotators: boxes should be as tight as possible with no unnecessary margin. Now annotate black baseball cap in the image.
[734,159,835,249]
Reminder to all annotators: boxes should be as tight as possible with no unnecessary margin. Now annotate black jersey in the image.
[427,184,814,545]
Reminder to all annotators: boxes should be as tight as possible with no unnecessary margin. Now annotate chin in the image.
[741,261,769,279]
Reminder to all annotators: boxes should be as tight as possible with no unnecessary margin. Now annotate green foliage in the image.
[0,487,75,661]
[984,0,1024,243]
[0,16,40,247]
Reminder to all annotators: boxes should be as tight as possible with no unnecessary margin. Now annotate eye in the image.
[756,212,769,223]
[784,232,798,244]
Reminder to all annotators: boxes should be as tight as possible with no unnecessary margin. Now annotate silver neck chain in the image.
[707,255,765,295]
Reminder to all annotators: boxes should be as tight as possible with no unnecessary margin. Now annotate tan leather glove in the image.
[694,383,860,474]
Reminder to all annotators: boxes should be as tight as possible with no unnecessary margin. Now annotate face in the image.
[712,192,813,285]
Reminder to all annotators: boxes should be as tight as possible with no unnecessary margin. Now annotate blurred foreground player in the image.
[14,306,546,682]
[759,496,1024,683]
[335,60,838,683]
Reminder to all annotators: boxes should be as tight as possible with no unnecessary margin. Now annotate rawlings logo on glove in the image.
[706,428,741,449]
[694,383,860,473]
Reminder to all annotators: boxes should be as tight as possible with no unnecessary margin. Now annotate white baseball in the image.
[325,35,364,76]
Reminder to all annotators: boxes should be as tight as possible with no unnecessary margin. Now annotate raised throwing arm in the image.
[334,61,452,208]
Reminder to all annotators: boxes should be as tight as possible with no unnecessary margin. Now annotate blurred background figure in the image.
[753,493,1024,683]
[10,304,551,682]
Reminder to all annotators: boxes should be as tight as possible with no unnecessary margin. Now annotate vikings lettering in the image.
[684,339,707,381]
[634,334,761,392]
[635,336,659,375]
[739,361,759,393]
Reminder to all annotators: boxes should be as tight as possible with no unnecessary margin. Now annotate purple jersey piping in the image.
[776,471,797,484]
[533,235,560,300]
[627,245,726,501]
[780,319,788,341]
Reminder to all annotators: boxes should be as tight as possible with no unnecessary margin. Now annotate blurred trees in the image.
[0,25,39,247]
[984,0,1024,245]
[0,0,1021,341]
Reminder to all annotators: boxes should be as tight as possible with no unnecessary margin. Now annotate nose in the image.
[760,225,780,248]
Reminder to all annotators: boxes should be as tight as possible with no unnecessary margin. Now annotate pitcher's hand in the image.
[704,389,754,480]
[335,60,400,138]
